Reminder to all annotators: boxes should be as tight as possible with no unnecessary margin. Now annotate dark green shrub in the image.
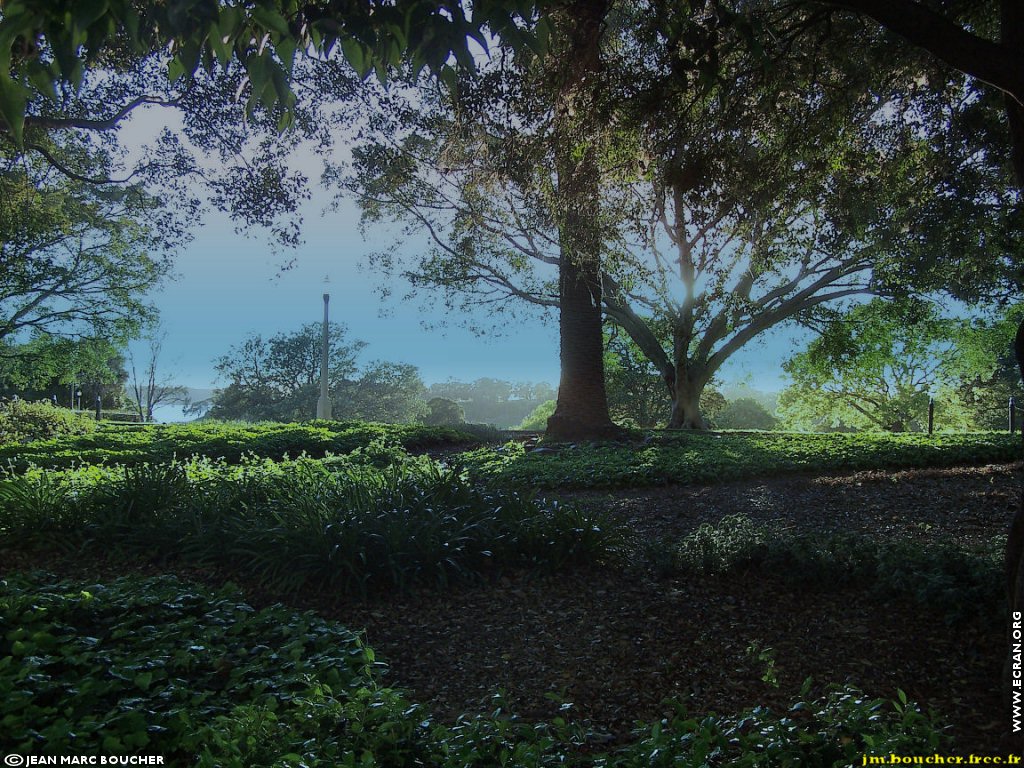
[715,397,778,430]
[0,419,476,471]
[461,431,1021,490]
[614,683,946,767]
[455,422,507,442]
[669,515,1003,621]
[426,397,466,425]
[675,514,771,575]
[0,398,96,445]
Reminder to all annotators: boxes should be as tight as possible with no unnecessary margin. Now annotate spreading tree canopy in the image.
[0,136,177,345]
[780,299,975,432]
[346,1,1020,428]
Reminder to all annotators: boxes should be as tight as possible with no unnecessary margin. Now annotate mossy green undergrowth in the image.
[459,431,1021,489]
[665,514,1003,622]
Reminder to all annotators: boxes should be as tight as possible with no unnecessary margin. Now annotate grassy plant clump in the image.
[0,398,96,445]
[0,419,479,471]
[670,515,1003,621]
[460,431,1021,490]
[0,573,948,766]
[0,459,625,594]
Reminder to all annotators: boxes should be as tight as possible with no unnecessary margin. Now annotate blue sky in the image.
[141,204,803,394]
[142,205,569,389]
[124,108,804,397]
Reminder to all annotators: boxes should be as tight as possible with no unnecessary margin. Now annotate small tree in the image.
[604,330,725,428]
[338,361,428,424]
[778,299,990,432]
[425,397,466,426]
[0,334,127,408]
[517,400,557,431]
[128,333,187,423]
[208,324,427,423]
[209,323,363,422]
[716,398,778,431]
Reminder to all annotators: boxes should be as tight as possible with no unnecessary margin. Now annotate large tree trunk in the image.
[667,369,709,429]
[545,0,621,442]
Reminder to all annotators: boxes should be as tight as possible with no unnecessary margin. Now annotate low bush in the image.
[460,431,1022,490]
[670,514,1003,621]
[1,573,949,766]
[0,419,478,471]
[0,399,96,445]
[516,399,556,430]
[97,410,142,423]
[0,459,626,594]
[610,682,945,767]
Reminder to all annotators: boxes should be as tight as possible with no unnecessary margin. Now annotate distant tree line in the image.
[427,379,556,428]
[184,323,558,426]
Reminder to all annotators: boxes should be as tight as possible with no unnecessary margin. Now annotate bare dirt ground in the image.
[4,462,1020,753]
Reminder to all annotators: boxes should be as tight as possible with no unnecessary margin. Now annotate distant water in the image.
[148,404,193,423]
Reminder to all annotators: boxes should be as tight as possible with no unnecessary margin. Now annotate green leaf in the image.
[276,38,297,72]
[134,671,154,690]
[438,66,458,94]
[0,75,28,146]
[276,110,295,133]
[217,5,244,40]
[208,23,233,66]
[340,37,369,78]
[26,63,59,101]
[167,58,185,83]
[251,6,290,37]
[70,0,110,30]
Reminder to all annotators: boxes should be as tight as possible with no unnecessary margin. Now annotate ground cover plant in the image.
[0,573,380,762]
[0,572,948,766]
[0,458,624,593]
[0,424,1014,756]
[458,431,1021,489]
[0,420,475,471]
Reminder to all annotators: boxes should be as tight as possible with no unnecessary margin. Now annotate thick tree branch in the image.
[820,0,1024,105]
[23,96,182,133]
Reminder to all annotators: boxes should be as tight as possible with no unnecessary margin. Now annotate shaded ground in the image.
[569,462,1020,546]
[3,462,1019,753]
[328,463,1018,753]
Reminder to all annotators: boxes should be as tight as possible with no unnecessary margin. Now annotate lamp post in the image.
[316,293,332,420]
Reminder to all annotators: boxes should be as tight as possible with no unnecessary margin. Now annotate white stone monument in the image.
[316,293,332,419]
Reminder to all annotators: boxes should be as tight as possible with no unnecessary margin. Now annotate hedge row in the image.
[0,420,476,471]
